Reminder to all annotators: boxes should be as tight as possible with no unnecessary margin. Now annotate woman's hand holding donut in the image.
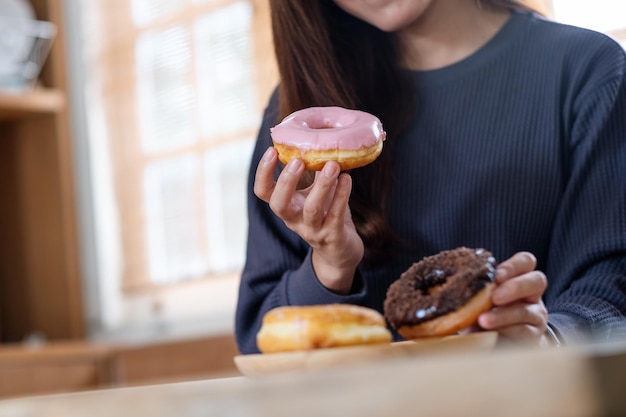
[254,147,364,294]
[477,252,550,346]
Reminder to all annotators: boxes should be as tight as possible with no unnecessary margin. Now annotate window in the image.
[70,0,276,339]
[550,0,626,46]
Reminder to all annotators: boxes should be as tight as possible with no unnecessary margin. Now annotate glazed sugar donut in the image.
[384,247,497,339]
[270,106,386,171]
[256,304,392,353]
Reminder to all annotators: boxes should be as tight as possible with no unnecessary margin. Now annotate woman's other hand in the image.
[478,251,551,346]
[254,147,364,294]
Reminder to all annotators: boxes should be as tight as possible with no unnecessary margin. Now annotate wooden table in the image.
[0,340,625,417]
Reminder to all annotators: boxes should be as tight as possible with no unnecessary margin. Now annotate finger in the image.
[492,270,547,305]
[496,251,537,284]
[495,324,545,343]
[268,158,305,220]
[457,323,482,335]
[478,302,547,332]
[324,173,352,230]
[302,161,342,228]
[253,147,279,202]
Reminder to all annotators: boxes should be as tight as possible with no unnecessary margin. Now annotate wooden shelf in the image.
[0,88,66,121]
[1,1,84,344]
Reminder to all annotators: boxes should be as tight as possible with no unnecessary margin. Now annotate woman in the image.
[235,0,626,354]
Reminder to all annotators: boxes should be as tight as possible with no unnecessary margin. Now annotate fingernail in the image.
[286,158,302,173]
[478,313,491,329]
[322,162,338,178]
[492,288,507,304]
[262,147,274,163]
[496,268,507,280]
[337,174,350,188]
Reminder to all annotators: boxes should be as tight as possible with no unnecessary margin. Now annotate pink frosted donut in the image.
[270,106,386,171]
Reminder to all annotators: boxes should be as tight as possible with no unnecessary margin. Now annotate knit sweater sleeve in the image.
[234,90,367,354]
[545,39,626,345]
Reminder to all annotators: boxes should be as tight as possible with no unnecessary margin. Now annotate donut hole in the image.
[306,113,357,130]
[413,268,454,295]
[310,123,335,129]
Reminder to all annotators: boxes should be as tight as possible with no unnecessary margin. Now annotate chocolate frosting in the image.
[384,247,496,328]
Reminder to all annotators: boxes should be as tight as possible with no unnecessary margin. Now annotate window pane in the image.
[552,0,626,32]
[132,0,185,25]
[195,1,258,140]
[203,139,254,273]
[144,154,208,284]
[136,25,197,153]
[192,0,221,4]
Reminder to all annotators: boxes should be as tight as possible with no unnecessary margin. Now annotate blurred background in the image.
[66,0,276,344]
[0,0,624,399]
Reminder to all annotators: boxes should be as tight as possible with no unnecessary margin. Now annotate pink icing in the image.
[270,106,386,151]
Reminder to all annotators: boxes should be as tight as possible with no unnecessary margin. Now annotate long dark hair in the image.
[269,0,534,263]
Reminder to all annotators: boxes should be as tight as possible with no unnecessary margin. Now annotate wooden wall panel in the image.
[0,334,240,399]
[0,123,29,342]
[112,334,241,386]
[0,341,114,399]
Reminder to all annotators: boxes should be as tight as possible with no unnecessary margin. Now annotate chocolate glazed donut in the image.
[384,247,497,339]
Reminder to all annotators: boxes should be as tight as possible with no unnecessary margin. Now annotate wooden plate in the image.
[234,331,498,377]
